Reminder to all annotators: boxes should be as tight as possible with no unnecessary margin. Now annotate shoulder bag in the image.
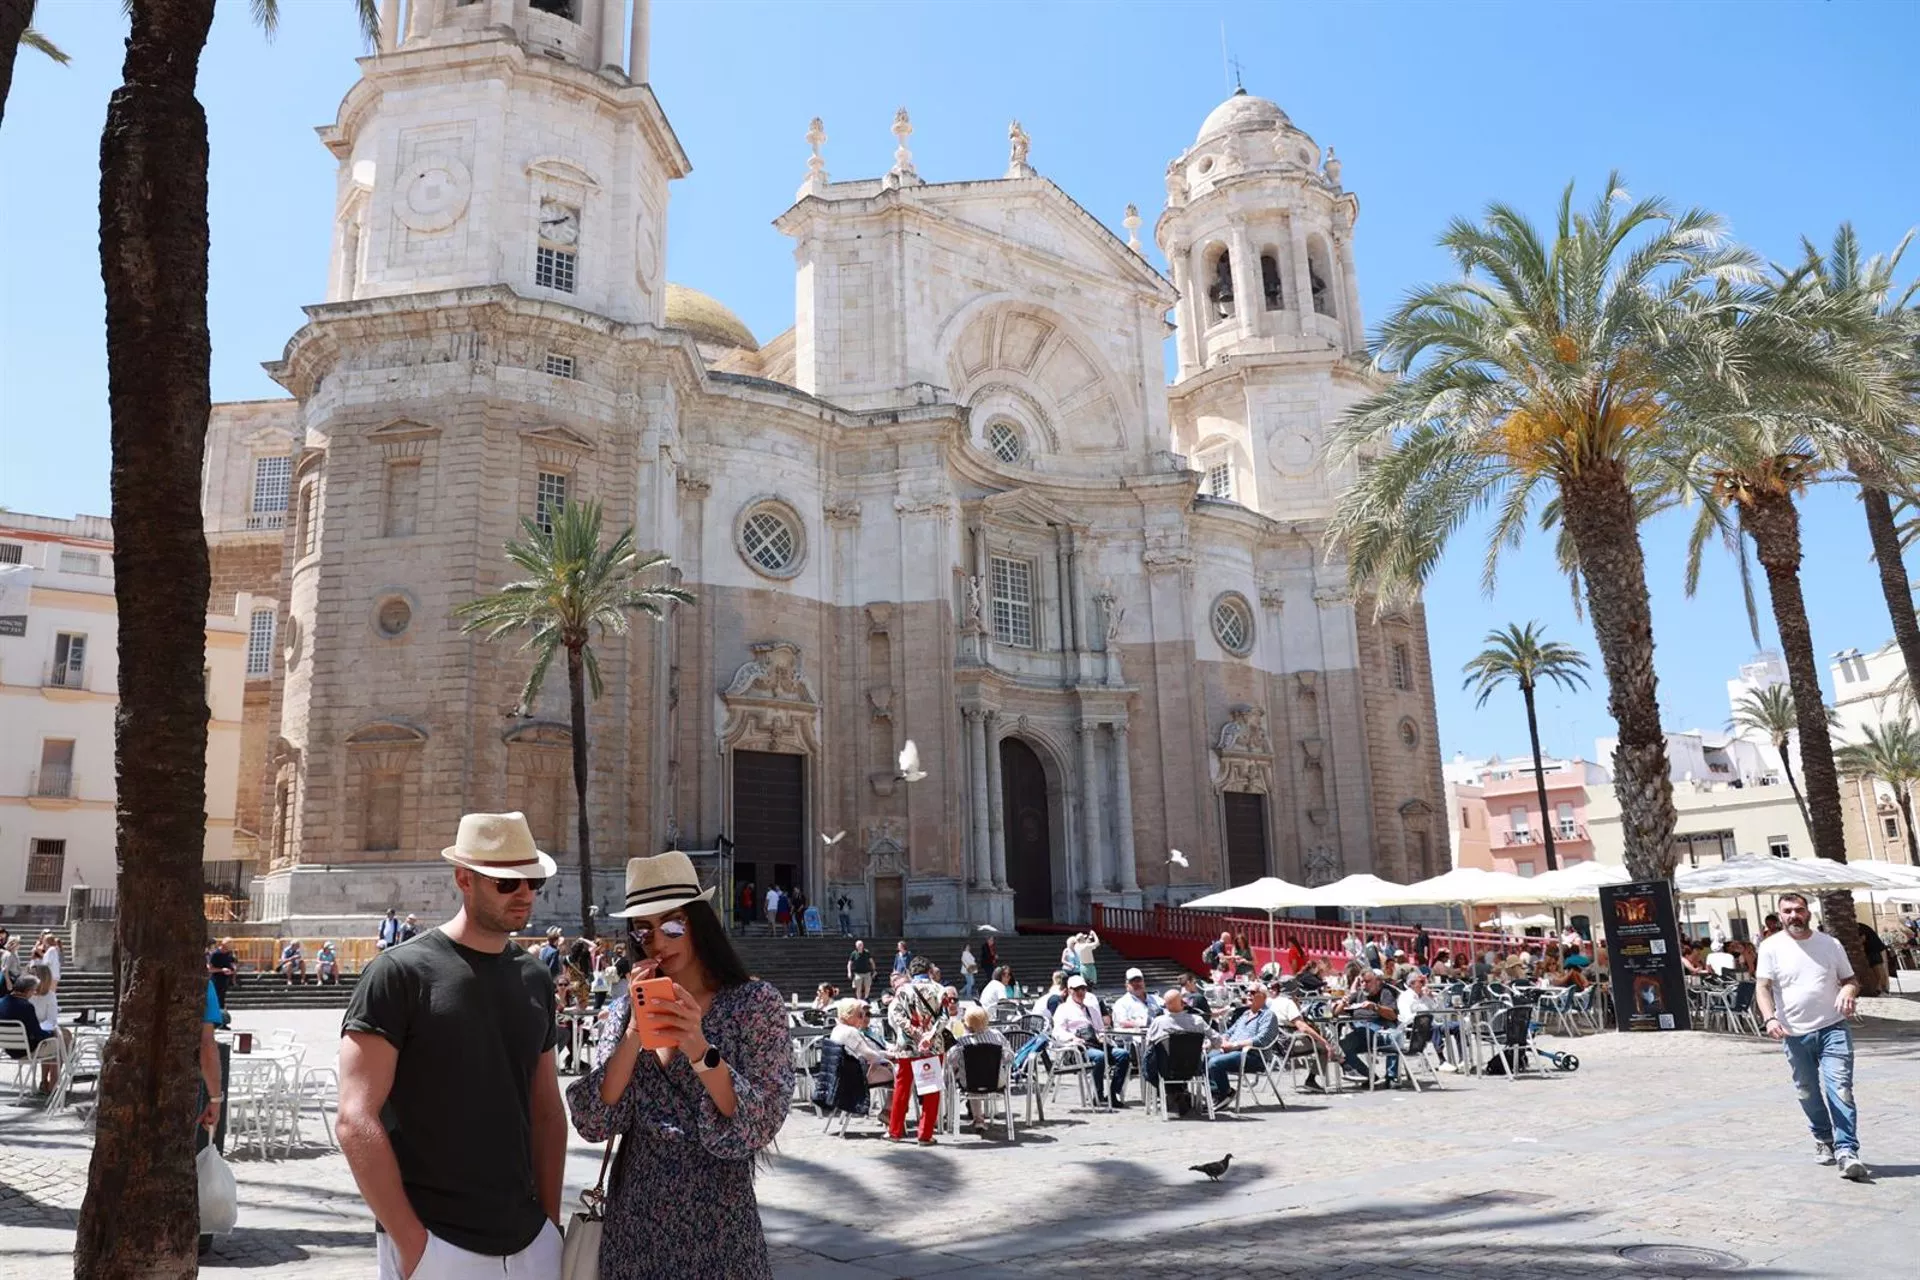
[561,1138,617,1280]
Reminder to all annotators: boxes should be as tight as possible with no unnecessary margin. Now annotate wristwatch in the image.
[695,1045,723,1073]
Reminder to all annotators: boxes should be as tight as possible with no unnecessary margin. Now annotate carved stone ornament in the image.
[1300,737,1325,769]
[865,819,907,874]
[1313,584,1350,607]
[677,470,712,497]
[1142,529,1192,570]
[1303,843,1343,887]
[866,603,894,634]
[1259,586,1285,612]
[867,685,894,720]
[1214,704,1274,794]
[720,641,821,756]
[1293,669,1320,699]
[824,497,862,524]
[1217,704,1272,755]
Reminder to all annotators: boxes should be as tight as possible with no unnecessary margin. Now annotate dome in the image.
[1195,87,1289,143]
[663,283,759,352]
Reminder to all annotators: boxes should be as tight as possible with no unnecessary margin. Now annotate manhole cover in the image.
[1619,1245,1747,1273]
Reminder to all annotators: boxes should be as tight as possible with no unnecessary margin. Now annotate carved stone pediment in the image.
[1217,704,1272,756]
[346,720,428,747]
[723,641,818,706]
[1303,843,1343,886]
[502,719,572,748]
[721,642,820,756]
[1212,704,1274,794]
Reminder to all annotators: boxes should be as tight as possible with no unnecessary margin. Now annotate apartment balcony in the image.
[27,768,79,807]
[1502,824,1590,847]
[245,512,286,531]
[42,661,89,695]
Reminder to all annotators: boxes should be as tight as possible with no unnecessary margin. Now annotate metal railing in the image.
[43,661,87,691]
[30,767,76,798]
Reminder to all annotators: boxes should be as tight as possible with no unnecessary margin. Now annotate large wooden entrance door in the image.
[1000,738,1054,922]
[873,875,904,937]
[1223,791,1269,887]
[733,750,804,898]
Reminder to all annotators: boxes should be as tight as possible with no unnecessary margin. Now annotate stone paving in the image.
[2,997,1917,1279]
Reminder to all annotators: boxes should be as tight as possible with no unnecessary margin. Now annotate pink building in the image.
[1447,755,1610,876]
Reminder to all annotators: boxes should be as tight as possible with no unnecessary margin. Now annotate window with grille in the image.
[246,608,276,677]
[1556,802,1576,838]
[986,420,1023,463]
[0,542,22,564]
[252,455,291,515]
[990,556,1034,648]
[1884,815,1900,840]
[1767,836,1791,859]
[739,505,799,575]
[25,839,66,894]
[51,632,86,689]
[544,353,576,378]
[35,739,74,798]
[535,471,568,535]
[59,550,101,575]
[1203,460,1232,500]
[1391,642,1412,690]
[384,461,420,538]
[1211,594,1252,655]
[534,245,577,293]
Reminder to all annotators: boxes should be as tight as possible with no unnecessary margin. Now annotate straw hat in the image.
[441,812,558,879]
[610,850,715,919]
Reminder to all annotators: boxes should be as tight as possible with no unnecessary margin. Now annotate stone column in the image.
[630,0,652,81]
[1288,215,1315,338]
[597,0,625,73]
[1334,227,1365,351]
[966,708,990,887]
[985,712,1006,890]
[1168,244,1200,376]
[379,0,402,50]
[1228,225,1261,343]
[1111,723,1140,892]
[490,0,517,31]
[405,0,435,42]
[1078,722,1106,892]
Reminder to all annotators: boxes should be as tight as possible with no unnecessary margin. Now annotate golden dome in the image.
[663,283,759,352]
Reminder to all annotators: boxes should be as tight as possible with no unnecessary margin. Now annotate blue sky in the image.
[3,0,1916,764]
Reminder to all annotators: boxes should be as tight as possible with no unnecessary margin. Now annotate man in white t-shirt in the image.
[1754,892,1868,1182]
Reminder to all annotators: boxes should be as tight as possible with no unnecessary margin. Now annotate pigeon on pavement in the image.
[1189,1154,1232,1182]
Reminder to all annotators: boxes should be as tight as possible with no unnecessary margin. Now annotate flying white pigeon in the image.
[1167,848,1190,868]
[820,831,846,847]
[897,739,927,782]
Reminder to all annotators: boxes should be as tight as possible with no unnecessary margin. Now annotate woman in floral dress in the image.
[568,852,793,1280]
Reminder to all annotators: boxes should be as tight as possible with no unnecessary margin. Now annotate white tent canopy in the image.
[1180,877,1321,912]
[1485,912,1556,931]
[1371,866,1540,907]
[1674,853,1884,899]
[1850,861,1920,892]
[1519,860,1635,904]
[1300,873,1414,909]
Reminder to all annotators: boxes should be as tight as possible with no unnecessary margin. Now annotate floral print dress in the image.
[567,979,793,1280]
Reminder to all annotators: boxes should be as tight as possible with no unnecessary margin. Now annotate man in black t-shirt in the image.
[847,939,876,1000]
[339,812,565,1280]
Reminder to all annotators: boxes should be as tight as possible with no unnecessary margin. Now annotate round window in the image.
[1399,718,1420,749]
[985,420,1024,464]
[736,500,804,579]
[283,615,303,666]
[1210,593,1254,656]
[1197,156,1215,176]
[376,597,412,638]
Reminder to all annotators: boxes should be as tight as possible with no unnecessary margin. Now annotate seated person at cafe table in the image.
[1266,981,1338,1093]
[1334,970,1400,1084]
[1051,975,1132,1106]
[1110,968,1162,1029]
[1204,984,1283,1108]
[829,998,896,1086]
[1142,989,1218,1112]
[1177,973,1214,1018]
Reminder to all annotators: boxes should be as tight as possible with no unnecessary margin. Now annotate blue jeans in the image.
[838,912,853,936]
[1783,1024,1858,1155]
[962,971,977,998]
[1081,1045,1132,1103]
[1206,1048,1267,1098]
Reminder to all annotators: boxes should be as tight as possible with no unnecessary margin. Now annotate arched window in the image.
[985,419,1025,464]
[1307,235,1336,317]
[1260,253,1284,310]
[1206,247,1235,321]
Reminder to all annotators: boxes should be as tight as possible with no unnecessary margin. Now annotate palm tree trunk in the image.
[1861,484,1920,704]
[1779,737,1811,834]
[1901,785,1920,867]
[1741,489,1874,989]
[0,0,32,130]
[1556,460,1677,879]
[75,4,217,1278]
[1522,679,1559,871]
[566,643,596,939]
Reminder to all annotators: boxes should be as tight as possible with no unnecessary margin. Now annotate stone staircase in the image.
[51,970,363,1014]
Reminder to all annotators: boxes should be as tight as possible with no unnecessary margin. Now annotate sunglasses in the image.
[628,919,689,943]
[480,873,546,893]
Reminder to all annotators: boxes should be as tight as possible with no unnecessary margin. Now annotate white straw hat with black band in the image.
[441,812,558,879]
[611,851,716,918]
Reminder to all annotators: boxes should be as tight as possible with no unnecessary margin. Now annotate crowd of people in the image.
[0,927,67,1093]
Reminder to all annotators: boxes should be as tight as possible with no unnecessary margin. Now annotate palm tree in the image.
[75,6,377,1279]
[1728,684,1818,832]
[458,500,693,937]
[1461,622,1590,871]
[0,0,70,130]
[1326,174,1759,880]
[1834,721,1920,866]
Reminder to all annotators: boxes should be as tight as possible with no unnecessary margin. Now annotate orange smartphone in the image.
[633,977,676,1050]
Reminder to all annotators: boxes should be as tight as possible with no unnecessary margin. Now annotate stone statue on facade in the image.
[962,574,985,629]
[1006,119,1034,178]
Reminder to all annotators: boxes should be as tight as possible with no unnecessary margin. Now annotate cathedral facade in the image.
[201,0,1445,935]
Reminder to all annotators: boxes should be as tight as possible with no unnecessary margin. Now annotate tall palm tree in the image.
[1461,622,1590,871]
[1728,684,1818,833]
[458,500,693,938]
[1834,720,1920,867]
[1326,173,1759,880]
[0,0,70,130]
[76,6,377,1279]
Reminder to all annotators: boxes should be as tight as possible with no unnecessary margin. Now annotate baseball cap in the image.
[1125,967,1144,981]
[1066,974,1088,989]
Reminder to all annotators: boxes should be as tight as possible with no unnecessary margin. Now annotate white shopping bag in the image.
[197,1144,238,1235]
[909,1054,943,1096]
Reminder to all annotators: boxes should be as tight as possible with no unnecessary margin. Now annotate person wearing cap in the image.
[886,955,949,1143]
[569,849,794,1276]
[340,812,567,1280]
[1111,968,1161,1030]
[1051,974,1133,1106]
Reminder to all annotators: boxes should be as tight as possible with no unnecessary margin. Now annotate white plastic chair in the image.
[0,1021,62,1099]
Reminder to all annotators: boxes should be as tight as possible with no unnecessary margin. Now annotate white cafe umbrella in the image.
[1182,877,1320,956]
[1522,860,1635,904]
[1848,861,1920,892]
[1363,866,1543,960]
[1487,912,1556,931]
[1301,873,1412,909]
[1673,853,1883,898]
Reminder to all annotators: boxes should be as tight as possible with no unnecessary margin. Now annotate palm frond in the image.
[20,28,70,63]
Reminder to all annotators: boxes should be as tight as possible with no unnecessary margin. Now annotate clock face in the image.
[1271,428,1319,476]
[539,200,580,247]
[396,157,472,233]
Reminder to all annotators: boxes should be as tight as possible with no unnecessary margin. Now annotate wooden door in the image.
[1223,791,1269,887]
[733,750,805,896]
[873,875,904,937]
[1001,737,1054,921]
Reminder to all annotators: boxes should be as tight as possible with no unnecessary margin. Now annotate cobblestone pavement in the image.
[3,996,1917,1279]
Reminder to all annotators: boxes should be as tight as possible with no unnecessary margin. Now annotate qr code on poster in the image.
[1658,1014,1675,1029]
[1650,939,1667,955]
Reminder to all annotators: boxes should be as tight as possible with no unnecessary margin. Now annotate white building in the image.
[0,513,249,922]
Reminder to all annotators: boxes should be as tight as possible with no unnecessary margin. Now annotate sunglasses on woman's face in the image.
[481,873,547,893]
[629,919,689,943]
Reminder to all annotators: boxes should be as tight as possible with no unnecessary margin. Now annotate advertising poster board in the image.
[1599,880,1691,1032]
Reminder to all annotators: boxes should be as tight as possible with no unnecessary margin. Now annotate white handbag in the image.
[561,1139,616,1280]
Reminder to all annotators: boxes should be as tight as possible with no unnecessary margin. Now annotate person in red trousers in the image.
[885,956,946,1143]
